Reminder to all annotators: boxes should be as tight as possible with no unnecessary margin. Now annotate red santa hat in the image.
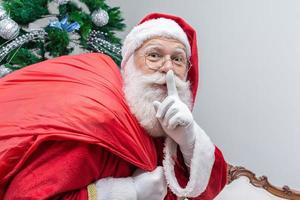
[121,13,199,105]
[121,14,223,198]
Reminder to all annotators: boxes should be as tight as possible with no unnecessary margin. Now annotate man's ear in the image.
[183,69,189,81]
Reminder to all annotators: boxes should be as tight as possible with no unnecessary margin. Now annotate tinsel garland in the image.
[87,30,121,65]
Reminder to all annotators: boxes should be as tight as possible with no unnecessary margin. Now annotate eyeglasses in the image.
[143,51,191,71]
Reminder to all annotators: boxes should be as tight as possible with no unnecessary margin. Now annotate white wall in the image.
[107,0,300,188]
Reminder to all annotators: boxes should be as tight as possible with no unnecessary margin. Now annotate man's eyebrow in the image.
[173,47,186,53]
[143,43,186,52]
[143,43,164,49]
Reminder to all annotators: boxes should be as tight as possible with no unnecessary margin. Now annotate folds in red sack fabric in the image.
[0,53,157,198]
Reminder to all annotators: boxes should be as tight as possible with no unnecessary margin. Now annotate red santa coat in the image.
[0,53,227,199]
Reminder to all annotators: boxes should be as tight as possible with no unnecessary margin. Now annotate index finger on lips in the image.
[166,70,178,97]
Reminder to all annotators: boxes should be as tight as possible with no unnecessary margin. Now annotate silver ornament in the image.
[0,18,20,40]
[91,9,109,27]
[0,6,8,21]
[0,65,12,78]
[54,0,70,5]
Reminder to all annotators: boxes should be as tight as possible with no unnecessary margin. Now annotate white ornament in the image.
[91,9,109,27]
[0,18,20,40]
[0,65,12,78]
[54,0,70,5]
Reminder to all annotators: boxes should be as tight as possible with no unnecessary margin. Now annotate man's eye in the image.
[146,53,162,61]
[174,57,182,62]
[172,56,184,63]
[149,53,161,58]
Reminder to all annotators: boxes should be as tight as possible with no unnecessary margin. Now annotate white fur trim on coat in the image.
[163,124,215,198]
[121,18,191,68]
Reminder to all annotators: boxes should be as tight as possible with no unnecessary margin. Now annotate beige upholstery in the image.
[215,164,300,200]
[215,177,285,200]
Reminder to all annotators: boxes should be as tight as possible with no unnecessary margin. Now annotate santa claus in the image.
[0,13,227,199]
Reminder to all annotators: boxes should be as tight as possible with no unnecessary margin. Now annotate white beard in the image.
[121,56,193,137]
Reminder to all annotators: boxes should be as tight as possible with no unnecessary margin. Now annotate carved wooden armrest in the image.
[227,164,300,200]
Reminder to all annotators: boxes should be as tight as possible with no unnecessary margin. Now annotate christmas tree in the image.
[0,0,125,78]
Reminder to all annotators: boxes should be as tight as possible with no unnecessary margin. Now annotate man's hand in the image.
[153,70,195,147]
[95,166,167,200]
[133,166,167,200]
[153,70,197,167]
[153,70,193,130]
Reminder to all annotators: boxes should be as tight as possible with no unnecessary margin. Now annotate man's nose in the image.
[158,59,174,73]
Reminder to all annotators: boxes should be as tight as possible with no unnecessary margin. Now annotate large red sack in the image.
[0,53,157,197]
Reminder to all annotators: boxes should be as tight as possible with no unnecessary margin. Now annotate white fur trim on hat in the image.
[121,18,191,68]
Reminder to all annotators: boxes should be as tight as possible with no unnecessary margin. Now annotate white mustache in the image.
[139,71,188,89]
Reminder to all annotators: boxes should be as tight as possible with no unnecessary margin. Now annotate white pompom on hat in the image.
[121,17,191,69]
